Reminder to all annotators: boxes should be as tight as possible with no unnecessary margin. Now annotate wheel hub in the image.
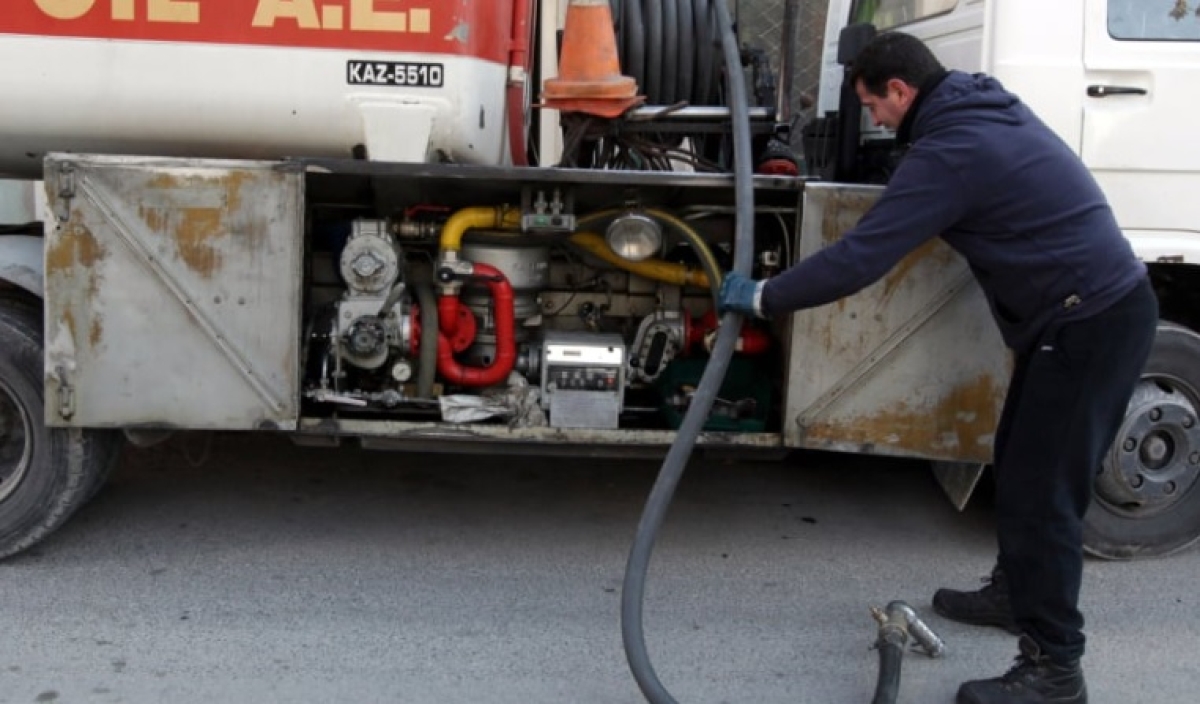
[1098,380,1200,514]
[1140,435,1171,468]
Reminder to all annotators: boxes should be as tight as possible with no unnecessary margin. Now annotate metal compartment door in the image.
[783,183,1009,463]
[43,155,304,431]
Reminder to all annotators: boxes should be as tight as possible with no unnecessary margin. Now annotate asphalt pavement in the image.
[0,433,1196,703]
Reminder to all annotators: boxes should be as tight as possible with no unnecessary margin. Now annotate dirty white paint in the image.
[43,155,305,431]
[0,37,508,176]
[783,184,1010,464]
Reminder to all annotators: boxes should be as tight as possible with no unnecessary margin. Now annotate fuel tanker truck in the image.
[0,0,1197,564]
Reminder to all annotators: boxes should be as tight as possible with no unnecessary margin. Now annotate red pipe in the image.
[410,306,421,357]
[733,325,772,355]
[431,295,477,354]
[506,0,533,166]
[687,312,771,355]
[436,263,517,387]
[438,295,463,337]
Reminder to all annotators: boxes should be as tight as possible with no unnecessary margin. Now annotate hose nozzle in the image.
[871,601,946,658]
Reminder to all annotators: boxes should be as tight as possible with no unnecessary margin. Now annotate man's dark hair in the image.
[848,32,945,97]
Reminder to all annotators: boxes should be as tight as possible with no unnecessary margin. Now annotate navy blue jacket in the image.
[762,71,1146,352]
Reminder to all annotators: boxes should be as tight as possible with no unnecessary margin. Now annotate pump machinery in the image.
[302,192,780,431]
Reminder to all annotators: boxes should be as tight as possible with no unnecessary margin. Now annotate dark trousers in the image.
[993,278,1157,664]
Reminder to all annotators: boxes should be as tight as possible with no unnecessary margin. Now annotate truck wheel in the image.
[82,430,124,503]
[1084,322,1200,559]
[0,301,116,560]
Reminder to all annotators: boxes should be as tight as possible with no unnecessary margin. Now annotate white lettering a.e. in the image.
[34,0,96,21]
[350,0,406,32]
[252,0,320,29]
[148,0,200,23]
[112,0,135,20]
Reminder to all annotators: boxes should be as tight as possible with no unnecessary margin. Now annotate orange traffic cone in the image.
[542,0,644,118]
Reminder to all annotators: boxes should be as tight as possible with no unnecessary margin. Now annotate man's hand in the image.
[717,272,766,318]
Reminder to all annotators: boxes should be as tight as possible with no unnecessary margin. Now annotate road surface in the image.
[0,433,1195,703]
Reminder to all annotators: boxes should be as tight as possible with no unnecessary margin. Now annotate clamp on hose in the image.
[871,601,946,658]
[869,601,946,704]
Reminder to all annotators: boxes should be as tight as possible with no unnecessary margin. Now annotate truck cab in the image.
[819,0,1200,261]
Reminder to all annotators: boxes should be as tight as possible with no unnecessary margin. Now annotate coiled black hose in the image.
[611,0,722,106]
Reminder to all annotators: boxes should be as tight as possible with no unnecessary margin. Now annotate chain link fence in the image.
[737,0,829,123]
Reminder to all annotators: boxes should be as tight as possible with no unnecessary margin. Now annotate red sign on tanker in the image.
[0,0,511,63]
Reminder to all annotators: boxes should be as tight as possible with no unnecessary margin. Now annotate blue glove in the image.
[717,272,766,318]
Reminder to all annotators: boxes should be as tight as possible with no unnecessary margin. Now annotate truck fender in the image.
[0,235,43,298]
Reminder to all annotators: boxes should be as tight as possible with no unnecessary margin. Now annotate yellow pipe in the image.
[439,206,521,254]
[438,207,715,291]
[569,232,711,289]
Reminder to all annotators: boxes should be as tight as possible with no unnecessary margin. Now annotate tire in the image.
[0,301,117,560]
[1084,322,1200,559]
[83,430,124,503]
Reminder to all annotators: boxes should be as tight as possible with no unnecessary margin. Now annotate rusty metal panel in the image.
[43,155,304,431]
[782,183,1011,463]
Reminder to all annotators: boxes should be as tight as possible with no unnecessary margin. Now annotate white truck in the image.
[0,0,1195,561]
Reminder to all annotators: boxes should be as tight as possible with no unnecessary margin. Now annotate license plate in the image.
[347,61,445,88]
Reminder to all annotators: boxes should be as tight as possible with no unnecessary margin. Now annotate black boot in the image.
[933,565,1020,634]
[957,635,1087,704]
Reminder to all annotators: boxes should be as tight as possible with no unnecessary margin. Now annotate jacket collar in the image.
[894,70,950,146]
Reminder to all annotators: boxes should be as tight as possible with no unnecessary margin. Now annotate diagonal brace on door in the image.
[76,174,286,414]
[796,271,975,432]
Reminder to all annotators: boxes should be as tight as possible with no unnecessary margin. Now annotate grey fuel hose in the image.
[414,281,439,399]
[619,8,945,703]
[619,1,755,702]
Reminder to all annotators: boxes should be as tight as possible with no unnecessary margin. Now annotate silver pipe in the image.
[873,601,947,658]
[678,204,798,216]
[627,106,776,121]
[776,0,801,125]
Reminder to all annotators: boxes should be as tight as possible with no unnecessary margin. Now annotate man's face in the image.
[855,78,917,131]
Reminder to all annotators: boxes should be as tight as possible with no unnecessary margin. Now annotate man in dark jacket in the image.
[719,32,1157,704]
